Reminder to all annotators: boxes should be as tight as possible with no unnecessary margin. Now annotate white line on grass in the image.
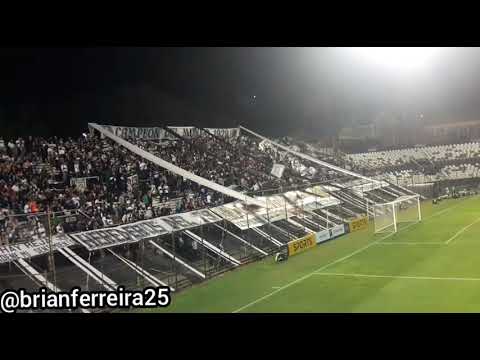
[232,226,413,313]
[375,242,444,245]
[418,197,473,222]
[232,198,470,313]
[445,216,480,244]
[312,272,480,282]
[427,203,463,219]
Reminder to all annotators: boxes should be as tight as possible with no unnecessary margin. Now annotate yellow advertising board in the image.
[349,216,369,232]
[287,233,317,257]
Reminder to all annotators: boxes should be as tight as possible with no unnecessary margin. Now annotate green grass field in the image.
[143,195,480,313]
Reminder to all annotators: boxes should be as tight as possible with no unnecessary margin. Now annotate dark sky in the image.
[2,47,480,140]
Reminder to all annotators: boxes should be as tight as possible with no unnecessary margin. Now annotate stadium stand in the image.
[346,142,480,178]
[0,124,422,311]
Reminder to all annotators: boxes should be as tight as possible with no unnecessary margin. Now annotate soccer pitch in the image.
[142,195,480,313]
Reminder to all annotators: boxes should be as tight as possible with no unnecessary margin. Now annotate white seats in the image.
[348,142,480,170]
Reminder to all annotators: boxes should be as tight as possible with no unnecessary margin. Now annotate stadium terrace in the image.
[1,123,479,313]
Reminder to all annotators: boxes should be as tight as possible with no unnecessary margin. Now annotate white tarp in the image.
[69,209,223,251]
[0,234,75,264]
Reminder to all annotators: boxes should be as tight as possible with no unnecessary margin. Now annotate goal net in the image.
[373,195,421,235]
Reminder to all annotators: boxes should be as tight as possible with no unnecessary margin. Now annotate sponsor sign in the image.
[0,234,75,264]
[315,229,331,244]
[287,233,317,257]
[349,216,369,232]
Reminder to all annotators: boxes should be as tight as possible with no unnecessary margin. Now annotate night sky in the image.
[2,47,480,140]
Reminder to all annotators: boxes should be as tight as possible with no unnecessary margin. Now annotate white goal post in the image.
[373,194,422,235]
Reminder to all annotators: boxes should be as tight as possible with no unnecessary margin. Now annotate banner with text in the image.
[287,233,317,257]
[205,128,240,139]
[167,126,202,138]
[99,125,167,140]
[0,234,76,264]
[69,209,222,251]
[348,216,369,232]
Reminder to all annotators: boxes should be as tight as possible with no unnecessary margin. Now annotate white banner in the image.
[205,128,240,139]
[330,224,346,238]
[167,126,202,138]
[271,164,285,179]
[69,209,222,251]
[100,125,166,140]
[315,229,331,244]
[0,234,76,264]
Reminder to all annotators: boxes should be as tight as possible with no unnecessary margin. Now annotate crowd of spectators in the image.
[140,134,302,191]
[0,133,227,244]
[0,130,333,245]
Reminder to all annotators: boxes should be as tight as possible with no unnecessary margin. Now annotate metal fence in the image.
[0,179,377,313]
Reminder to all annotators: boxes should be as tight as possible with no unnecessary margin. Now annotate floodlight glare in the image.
[350,47,440,71]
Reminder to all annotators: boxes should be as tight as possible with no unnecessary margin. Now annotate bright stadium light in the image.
[349,47,440,71]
